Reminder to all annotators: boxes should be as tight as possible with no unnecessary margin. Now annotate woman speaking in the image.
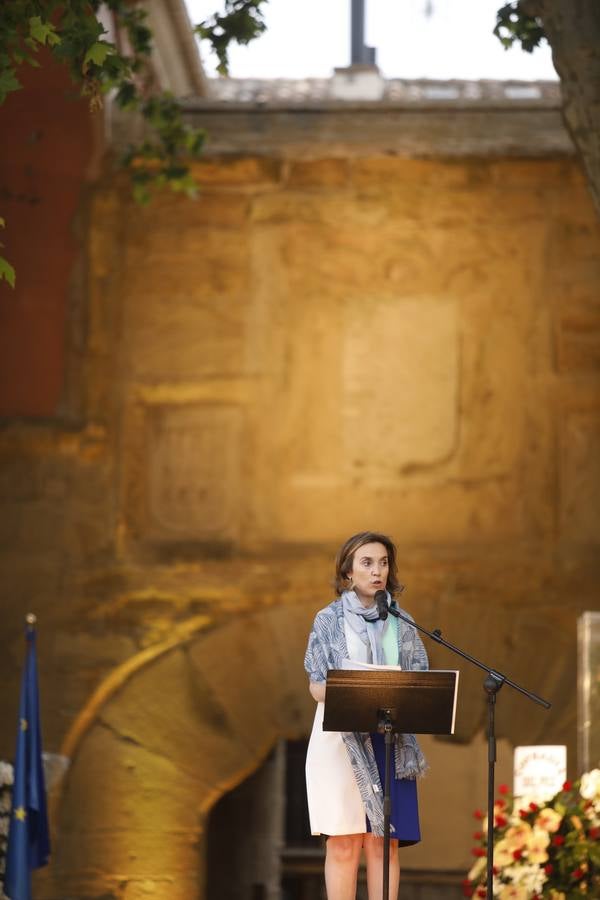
[304,531,429,900]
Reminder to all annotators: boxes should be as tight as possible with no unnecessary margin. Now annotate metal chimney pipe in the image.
[351,0,376,66]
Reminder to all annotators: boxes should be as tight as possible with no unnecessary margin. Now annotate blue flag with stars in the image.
[4,622,50,900]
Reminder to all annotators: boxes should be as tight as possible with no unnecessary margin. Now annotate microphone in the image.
[374,590,388,621]
[375,590,401,620]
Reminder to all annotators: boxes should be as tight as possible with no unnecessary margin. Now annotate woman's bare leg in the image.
[324,834,363,900]
[363,834,400,900]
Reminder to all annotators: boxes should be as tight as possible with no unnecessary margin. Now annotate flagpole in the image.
[4,610,51,900]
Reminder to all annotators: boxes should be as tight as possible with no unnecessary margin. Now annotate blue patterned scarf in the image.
[341,589,388,664]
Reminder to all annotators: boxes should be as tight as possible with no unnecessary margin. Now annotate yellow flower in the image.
[493,838,515,868]
[570,814,583,832]
[527,826,550,864]
[505,822,532,850]
[549,892,566,900]
[498,886,528,900]
[534,807,562,833]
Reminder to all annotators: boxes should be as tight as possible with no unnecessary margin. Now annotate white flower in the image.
[492,876,504,897]
[580,768,600,801]
[505,862,547,894]
[0,763,13,787]
[467,856,486,882]
[585,805,600,826]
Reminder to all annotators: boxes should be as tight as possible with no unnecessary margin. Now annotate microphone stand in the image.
[384,601,551,900]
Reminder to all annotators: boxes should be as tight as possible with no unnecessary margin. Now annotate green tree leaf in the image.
[28,16,61,48]
[494,2,546,52]
[0,68,22,104]
[83,41,114,71]
[195,0,268,75]
[0,255,15,288]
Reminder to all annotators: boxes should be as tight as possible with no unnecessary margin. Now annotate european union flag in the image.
[4,619,50,900]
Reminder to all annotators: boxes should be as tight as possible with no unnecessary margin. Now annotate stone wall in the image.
[1,103,600,898]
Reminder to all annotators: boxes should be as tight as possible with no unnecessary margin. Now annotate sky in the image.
[185,0,558,82]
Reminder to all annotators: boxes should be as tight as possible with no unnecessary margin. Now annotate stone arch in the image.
[41,605,314,900]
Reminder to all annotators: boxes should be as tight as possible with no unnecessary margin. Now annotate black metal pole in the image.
[484,673,503,900]
[383,717,393,900]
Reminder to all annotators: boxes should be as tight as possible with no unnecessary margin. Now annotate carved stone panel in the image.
[343,295,458,475]
[143,403,243,543]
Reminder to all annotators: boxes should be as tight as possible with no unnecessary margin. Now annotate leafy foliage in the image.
[0,0,269,283]
[494,2,547,53]
[195,0,268,76]
[0,219,15,288]
[0,1,206,188]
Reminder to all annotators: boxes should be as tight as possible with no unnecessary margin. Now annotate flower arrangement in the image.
[0,761,13,899]
[464,769,600,899]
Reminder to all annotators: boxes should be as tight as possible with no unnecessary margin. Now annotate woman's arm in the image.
[309,681,326,702]
[304,608,331,694]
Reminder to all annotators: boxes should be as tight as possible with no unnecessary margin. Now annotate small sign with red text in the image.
[513,745,567,801]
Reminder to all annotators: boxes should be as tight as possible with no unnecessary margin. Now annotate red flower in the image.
[589,826,600,840]
[519,808,529,819]
[513,849,523,861]
[461,881,474,898]
[495,814,508,827]
[529,801,538,812]
[471,847,486,857]
[476,889,486,899]
[572,867,584,880]
[492,866,499,876]
[472,831,484,840]
[498,783,509,794]
[562,780,572,791]
[473,809,484,820]
[552,834,565,846]
[495,798,507,809]
[544,865,554,875]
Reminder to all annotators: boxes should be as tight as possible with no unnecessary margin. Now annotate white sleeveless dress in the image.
[305,621,398,835]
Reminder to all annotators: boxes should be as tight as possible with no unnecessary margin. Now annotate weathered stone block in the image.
[190,156,283,186]
[560,410,600,541]
[350,157,473,190]
[287,158,350,188]
[557,294,600,373]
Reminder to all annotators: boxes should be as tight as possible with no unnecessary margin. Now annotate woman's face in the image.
[349,541,389,606]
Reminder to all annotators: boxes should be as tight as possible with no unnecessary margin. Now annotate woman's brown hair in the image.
[334,531,403,597]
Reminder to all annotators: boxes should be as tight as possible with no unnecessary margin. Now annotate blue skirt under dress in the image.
[365,732,421,846]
